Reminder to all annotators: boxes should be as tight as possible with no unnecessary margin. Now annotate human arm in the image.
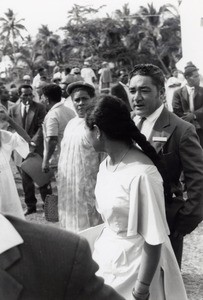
[31,103,46,145]
[132,243,161,299]
[172,89,185,117]
[42,136,58,172]
[128,174,169,299]
[0,105,31,143]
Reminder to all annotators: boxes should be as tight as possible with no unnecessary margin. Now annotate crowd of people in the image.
[0,60,203,299]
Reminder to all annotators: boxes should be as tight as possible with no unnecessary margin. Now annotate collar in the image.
[49,101,64,111]
[0,215,23,255]
[134,104,164,124]
[146,104,164,123]
[186,85,195,93]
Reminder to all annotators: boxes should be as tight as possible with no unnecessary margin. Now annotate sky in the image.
[0,0,179,37]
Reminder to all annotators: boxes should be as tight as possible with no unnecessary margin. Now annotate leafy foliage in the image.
[0,3,182,78]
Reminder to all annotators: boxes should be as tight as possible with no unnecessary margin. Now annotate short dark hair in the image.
[42,84,62,103]
[18,84,33,95]
[129,64,165,90]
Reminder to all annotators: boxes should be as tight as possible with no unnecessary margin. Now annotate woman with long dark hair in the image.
[85,95,187,300]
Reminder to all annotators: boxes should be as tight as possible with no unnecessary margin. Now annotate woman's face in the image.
[85,125,102,152]
[71,90,93,118]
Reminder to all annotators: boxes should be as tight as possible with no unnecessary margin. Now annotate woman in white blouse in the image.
[84,95,188,300]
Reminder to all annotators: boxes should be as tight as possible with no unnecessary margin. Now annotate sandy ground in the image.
[13,165,203,300]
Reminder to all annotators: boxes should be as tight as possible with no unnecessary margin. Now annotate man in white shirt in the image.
[128,63,203,268]
[41,84,75,174]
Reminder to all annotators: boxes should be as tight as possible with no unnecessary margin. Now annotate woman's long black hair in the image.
[85,95,170,199]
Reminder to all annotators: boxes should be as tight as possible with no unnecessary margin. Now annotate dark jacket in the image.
[0,215,125,300]
[149,107,203,235]
[9,101,46,156]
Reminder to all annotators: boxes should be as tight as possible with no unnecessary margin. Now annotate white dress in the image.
[58,118,101,232]
[0,130,29,219]
[92,158,188,300]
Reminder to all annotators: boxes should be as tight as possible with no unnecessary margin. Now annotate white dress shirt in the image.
[134,104,164,140]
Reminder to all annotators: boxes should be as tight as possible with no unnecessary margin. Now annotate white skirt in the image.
[92,227,188,300]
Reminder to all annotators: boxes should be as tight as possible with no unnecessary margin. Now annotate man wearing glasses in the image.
[9,85,52,216]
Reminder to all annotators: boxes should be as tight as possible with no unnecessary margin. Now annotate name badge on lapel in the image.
[152,137,167,142]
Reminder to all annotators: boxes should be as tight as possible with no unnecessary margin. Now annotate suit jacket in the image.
[172,85,203,129]
[148,107,203,235]
[0,215,125,300]
[9,101,46,156]
[111,83,131,111]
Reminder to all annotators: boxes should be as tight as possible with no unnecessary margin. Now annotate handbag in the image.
[44,194,59,222]
[21,153,54,187]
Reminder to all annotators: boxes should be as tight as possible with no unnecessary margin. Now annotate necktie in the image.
[136,117,146,131]
[22,106,27,128]
[189,87,195,112]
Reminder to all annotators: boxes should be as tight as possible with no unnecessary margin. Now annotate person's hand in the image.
[42,160,50,173]
[182,112,195,122]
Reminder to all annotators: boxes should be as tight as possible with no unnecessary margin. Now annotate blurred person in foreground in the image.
[128,63,203,268]
[58,81,102,232]
[0,105,30,219]
[84,94,187,300]
[0,209,125,300]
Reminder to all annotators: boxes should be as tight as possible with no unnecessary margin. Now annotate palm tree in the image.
[136,2,181,74]
[67,4,106,25]
[34,25,61,63]
[0,8,27,78]
[0,9,27,48]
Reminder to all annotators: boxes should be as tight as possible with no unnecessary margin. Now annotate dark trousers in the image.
[21,169,52,209]
[169,234,183,268]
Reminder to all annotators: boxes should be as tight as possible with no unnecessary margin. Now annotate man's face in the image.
[72,90,93,118]
[129,75,163,117]
[20,87,33,105]
[186,70,200,87]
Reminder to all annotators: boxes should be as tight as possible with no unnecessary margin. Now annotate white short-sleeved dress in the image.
[92,157,188,300]
[0,130,29,219]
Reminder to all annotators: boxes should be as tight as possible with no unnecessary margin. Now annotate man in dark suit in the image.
[9,85,51,215]
[172,62,203,147]
[111,70,131,111]
[0,214,125,300]
[128,63,203,267]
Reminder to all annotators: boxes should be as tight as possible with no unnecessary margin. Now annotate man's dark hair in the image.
[18,84,33,95]
[129,64,165,90]
[42,84,62,103]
